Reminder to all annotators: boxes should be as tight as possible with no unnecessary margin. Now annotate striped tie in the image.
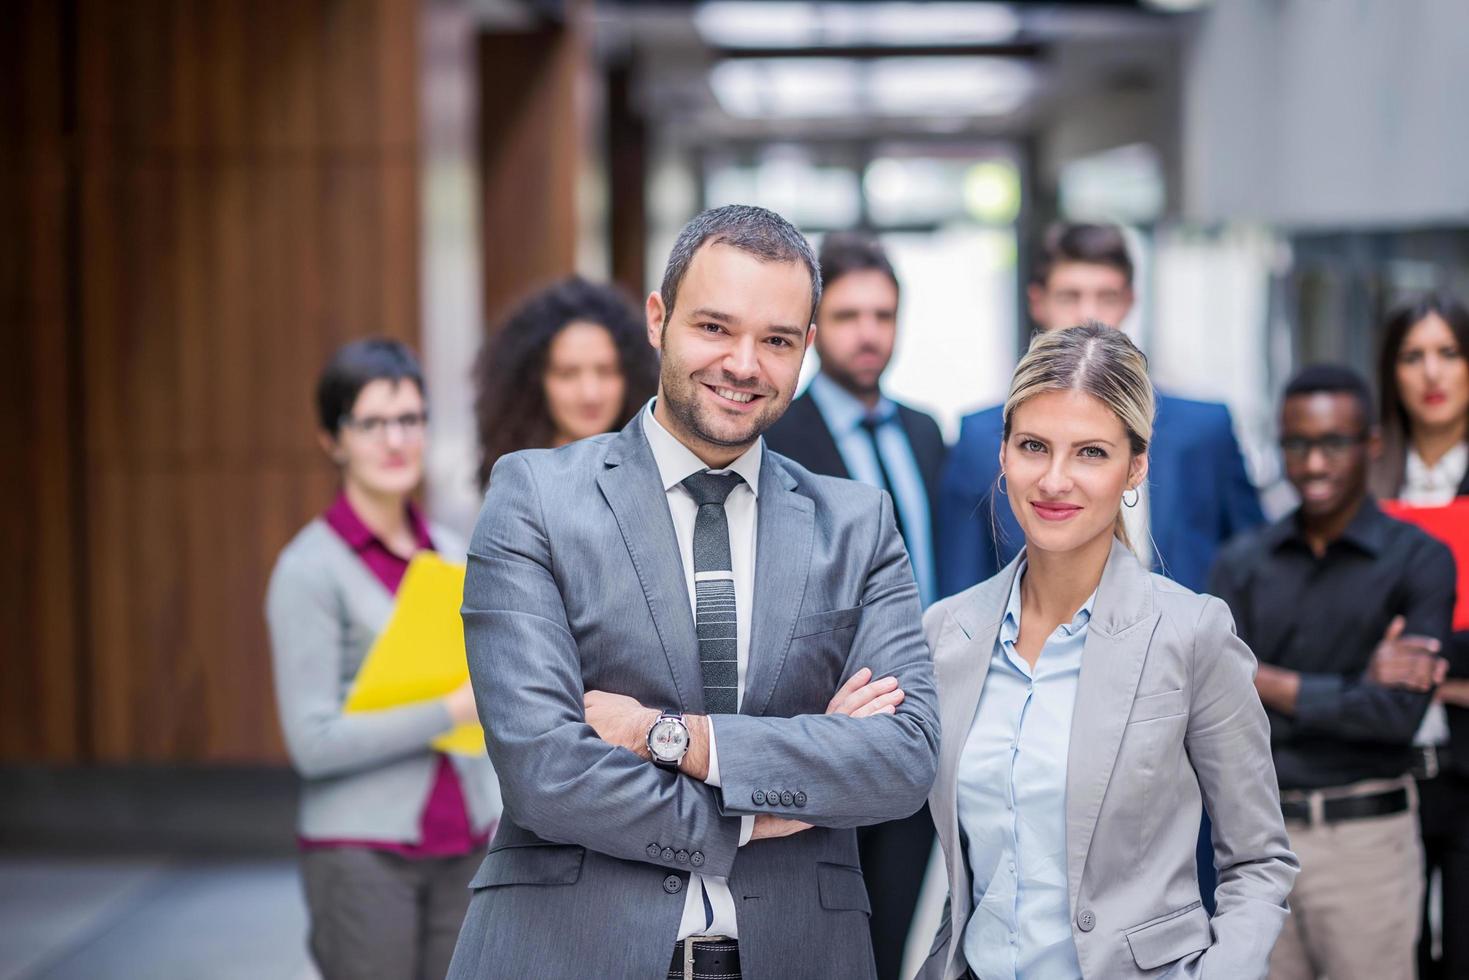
[681,470,743,715]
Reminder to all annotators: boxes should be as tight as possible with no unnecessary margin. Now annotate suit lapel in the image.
[1064,539,1160,913]
[794,392,851,480]
[741,454,814,718]
[932,558,1016,944]
[595,416,704,712]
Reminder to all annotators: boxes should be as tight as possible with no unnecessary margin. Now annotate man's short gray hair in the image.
[659,204,821,325]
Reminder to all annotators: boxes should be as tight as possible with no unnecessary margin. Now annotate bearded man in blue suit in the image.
[938,222,1263,598]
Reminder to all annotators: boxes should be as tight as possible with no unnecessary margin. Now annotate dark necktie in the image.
[857,415,907,546]
[680,470,743,716]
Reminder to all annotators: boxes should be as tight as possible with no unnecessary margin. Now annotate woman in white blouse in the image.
[919,324,1297,980]
[1369,293,1469,977]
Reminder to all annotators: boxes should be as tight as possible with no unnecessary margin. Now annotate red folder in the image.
[1381,497,1469,630]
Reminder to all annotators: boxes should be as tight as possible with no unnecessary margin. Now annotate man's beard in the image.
[820,350,887,400]
[660,366,786,449]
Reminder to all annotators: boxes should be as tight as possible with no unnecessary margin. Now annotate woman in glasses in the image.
[474,277,658,488]
[266,338,499,980]
[1369,294,1469,979]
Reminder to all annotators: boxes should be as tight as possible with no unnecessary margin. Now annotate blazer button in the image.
[767,788,780,805]
[793,791,807,807]
[663,875,683,895]
[661,847,675,862]
[752,790,767,805]
[1077,909,1096,932]
[690,851,705,868]
[646,844,661,859]
[780,790,795,807]
[676,850,689,865]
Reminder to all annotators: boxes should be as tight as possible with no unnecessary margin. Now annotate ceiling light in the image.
[710,56,1034,119]
[695,2,1022,50]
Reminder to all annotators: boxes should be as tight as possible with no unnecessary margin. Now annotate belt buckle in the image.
[682,937,695,980]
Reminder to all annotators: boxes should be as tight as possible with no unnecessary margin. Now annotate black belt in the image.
[1281,787,1410,824]
[667,937,740,980]
[1412,744,1454,780]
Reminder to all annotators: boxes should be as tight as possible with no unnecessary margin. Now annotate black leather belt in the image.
[1281,787,1410,824]
[667,937,740,980]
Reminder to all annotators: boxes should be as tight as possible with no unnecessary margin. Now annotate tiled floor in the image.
[0,855,318,980]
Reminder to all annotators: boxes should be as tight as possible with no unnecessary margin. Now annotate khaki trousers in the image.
[1267,781,1424,980]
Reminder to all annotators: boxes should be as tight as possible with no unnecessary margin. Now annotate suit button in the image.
[752,790,767,805]
[661,847,675,862]
[690,851,705,868]
[1077,909,1096,932]
[793,791,807,807]
[646,844,661,859]
[780,791,795,807]
[676,850,689,865]
[663,875,683,895]
[767,788,780,804]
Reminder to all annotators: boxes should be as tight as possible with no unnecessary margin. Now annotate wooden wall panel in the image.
[0,1,83,762]
[479,15,586,325]
[2,0,433,764]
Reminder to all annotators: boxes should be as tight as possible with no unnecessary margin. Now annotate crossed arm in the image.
[466,455,940,875]
[1209,544,1454,744]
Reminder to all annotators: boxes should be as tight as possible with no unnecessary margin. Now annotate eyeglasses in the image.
[1278,433,1366,460]
[339,411,429,441]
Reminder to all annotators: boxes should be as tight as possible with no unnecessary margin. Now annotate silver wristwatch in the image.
[647,711,690,771]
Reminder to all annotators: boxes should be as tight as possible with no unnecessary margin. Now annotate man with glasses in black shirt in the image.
[1210,365,1455,980]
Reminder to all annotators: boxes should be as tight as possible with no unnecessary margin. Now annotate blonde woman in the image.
[919,324,1297,980]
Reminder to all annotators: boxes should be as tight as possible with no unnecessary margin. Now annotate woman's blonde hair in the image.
[1001,322,1155,549]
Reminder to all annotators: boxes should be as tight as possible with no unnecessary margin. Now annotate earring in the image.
[1123,487,1140,508]
[997,473,1008,497]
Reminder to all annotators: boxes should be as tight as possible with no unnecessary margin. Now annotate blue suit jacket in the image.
[937,393,1264,597]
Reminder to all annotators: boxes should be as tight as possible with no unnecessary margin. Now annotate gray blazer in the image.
[266,519,501,842]
[919,540,1298,980]
[447,413,940,980]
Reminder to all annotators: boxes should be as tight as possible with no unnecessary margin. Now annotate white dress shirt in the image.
[958,564,1093,979]
[642,402,757,940]
[1402,442,1467,748]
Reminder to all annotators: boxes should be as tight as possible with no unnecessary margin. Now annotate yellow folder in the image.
[343,553,485,756]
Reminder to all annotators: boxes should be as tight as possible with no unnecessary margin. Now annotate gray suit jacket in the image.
[919,540,1297,980]
[448,413,940,980]
[266,519,501,842]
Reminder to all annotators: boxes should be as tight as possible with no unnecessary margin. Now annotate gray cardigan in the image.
[266,518,501,842]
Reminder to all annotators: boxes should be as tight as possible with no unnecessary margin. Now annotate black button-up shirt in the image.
[1208,498,1455,790]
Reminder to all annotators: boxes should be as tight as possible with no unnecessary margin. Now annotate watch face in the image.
[649,718,689,762]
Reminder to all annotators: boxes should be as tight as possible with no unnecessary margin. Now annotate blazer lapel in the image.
[595,415,705,712]
[931,555,1018,967]
[741,453,815,718]
[1064,539,1160,914]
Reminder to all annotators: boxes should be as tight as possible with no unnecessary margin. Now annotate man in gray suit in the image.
[447,205,940,980]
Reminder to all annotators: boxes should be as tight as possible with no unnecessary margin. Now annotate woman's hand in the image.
[444,679,479,727]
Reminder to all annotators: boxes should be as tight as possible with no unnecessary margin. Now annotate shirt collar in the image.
[1405,442,1468,492]
[642,400,763,497]
[1267,496,1389,556]
[998,560,1097,647]
[807,372,897,433]
[324,492,434,553]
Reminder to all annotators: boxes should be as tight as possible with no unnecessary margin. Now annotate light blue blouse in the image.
[958,564,1093,979]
